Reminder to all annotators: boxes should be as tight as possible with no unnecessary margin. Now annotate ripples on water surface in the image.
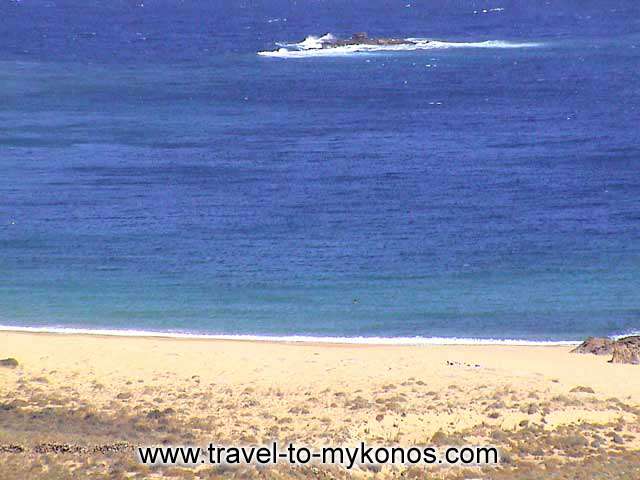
[1,0,639,341]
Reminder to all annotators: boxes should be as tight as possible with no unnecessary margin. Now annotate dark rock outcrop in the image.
[571,337,614,356]
[0,444,24,454]
[610,336,640,365]
[319,32,418,49]
[0,358,18,368]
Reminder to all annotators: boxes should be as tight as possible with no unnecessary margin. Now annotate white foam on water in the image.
[475,7,505,14]
[0,324,577,346]
[258,36,542,58]
[612,331,640,340]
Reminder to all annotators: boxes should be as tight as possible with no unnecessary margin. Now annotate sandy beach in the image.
[1,330,640,479]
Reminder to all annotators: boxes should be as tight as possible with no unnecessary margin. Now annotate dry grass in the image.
[2,354,640,479]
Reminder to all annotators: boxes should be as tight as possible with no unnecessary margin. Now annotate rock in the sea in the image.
[0,358,19,368]
[610,336,640,365]
[571,337,614,356]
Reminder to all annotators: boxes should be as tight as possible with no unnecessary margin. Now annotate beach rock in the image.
[0,358,19,368]
[570,386,595,394]
[612,433,625,444]
[610,336,640,365]
[571,337,614,356]
[34,443,87,454]
[0,444,24,454]
[92,442,132,454]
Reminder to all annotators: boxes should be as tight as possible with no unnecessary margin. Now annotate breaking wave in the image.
[0,324,577,345]
[258,34,541,58]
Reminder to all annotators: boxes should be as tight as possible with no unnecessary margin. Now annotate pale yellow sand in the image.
[2,331,640,435]
[2,330,640,478]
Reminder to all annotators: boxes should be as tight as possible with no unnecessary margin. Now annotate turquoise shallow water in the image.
[1,0,639,341]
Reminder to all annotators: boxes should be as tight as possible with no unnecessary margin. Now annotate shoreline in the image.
[0,324,581,346]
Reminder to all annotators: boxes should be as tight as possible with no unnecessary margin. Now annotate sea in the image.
[1,0,639,344]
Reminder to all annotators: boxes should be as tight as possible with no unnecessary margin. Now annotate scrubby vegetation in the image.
[1,369,640,478]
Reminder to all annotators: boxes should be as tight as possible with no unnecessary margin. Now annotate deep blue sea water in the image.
[1,0,639,342]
